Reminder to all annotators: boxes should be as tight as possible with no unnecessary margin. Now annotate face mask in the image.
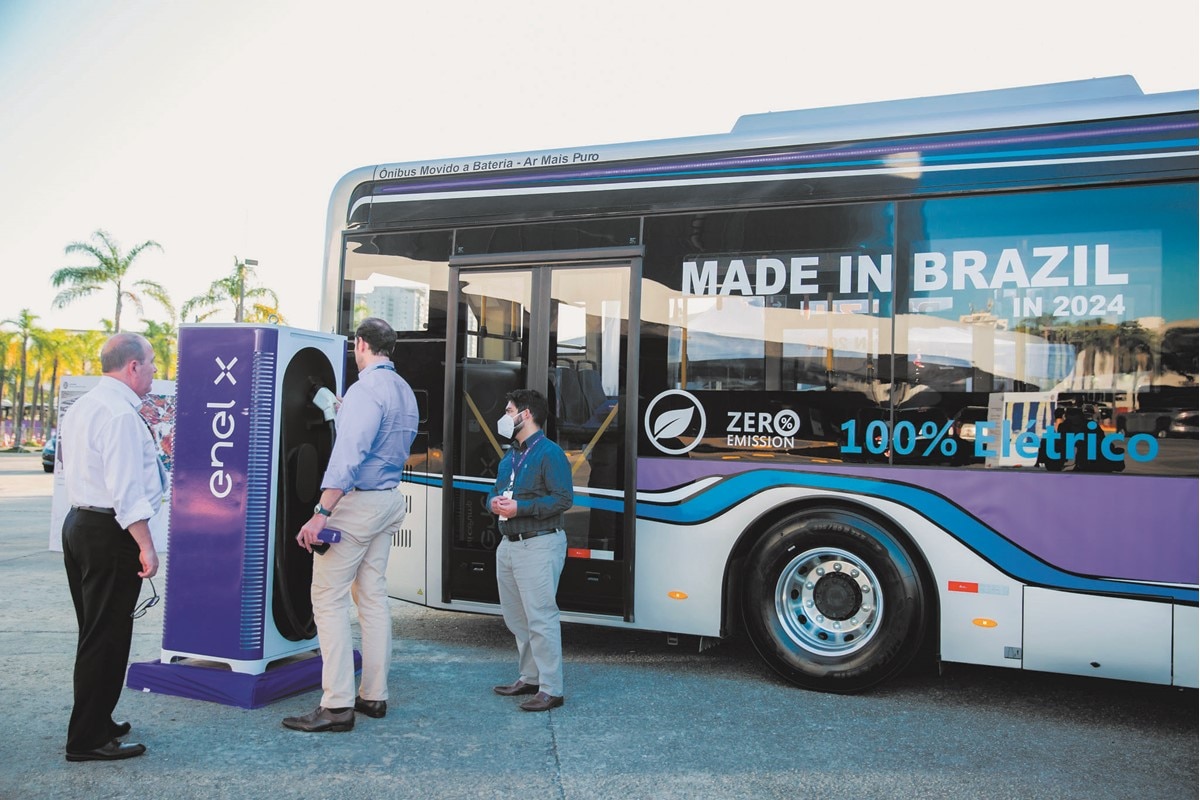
[497,411,518,440]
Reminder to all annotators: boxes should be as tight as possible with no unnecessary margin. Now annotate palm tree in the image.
[64,330,107,377]
[52,229,171,332]
[182,257,286,324]
[32,328,68,436]
[143,319,178,380]
[1,309,43,448]
[0,330,12,444]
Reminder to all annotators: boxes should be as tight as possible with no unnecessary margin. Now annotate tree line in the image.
[1,230,287,449]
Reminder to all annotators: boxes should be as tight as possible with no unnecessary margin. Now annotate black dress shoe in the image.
[111,720,131,738]
[492,679,539,696]
[354,697,387,718]
[519,691,565,712]
[281,706,354,732]
[66,740,146,762]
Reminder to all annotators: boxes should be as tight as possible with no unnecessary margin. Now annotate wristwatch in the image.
[314,503,332,517]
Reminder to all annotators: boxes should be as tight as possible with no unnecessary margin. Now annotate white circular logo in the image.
[774,409,800,437]
[645,389,706,455]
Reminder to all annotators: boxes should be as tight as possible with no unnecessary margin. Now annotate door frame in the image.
[442,246,644,620]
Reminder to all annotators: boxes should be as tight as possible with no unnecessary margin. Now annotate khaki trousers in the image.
[311,489,406,709]
[496,530,567,697]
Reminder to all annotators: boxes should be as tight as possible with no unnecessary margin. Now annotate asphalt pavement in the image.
[0,452,1195,800]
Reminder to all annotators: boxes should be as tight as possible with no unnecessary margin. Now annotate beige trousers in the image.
[311,489,406,709]
[495,530,567,697]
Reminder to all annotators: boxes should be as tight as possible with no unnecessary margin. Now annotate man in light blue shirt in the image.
[283,318,418,733]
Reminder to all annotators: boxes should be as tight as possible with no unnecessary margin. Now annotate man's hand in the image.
[490,496,517,520]
[296,514,328,553]
[128,521,158,577]
[138,547,159,579]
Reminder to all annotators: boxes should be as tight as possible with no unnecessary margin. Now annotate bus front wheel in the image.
[742,508,928,693]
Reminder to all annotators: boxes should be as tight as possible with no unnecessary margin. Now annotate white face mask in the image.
[497,411,520,440]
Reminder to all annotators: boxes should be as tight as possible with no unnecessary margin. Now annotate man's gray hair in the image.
[100,333,150,373]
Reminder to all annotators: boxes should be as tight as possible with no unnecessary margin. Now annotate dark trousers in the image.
[62,508,143,753]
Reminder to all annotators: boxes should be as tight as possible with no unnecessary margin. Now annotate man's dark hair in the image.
[355,317,397,357]
[506,388,548,428]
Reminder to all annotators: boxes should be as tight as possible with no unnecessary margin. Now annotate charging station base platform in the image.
[126,650,361,709]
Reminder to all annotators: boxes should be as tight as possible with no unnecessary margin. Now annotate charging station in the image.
[127,324,351,707]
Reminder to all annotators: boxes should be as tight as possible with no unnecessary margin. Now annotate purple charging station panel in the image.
[162,325,277,661]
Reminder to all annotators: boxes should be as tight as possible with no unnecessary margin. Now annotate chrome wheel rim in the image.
[774,547,883,655]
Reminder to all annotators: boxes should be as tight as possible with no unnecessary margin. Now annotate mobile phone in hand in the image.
[313,527,342,555]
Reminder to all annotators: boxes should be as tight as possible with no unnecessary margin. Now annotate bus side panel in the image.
[1173,605,1198,688]
[632,484,1027,661]
[634,476,1186,681]
[632,519,726,637]
[879,505,1025,669]
[1023,588,1172,683]
[389,470,428,604]
[388,335,446,607]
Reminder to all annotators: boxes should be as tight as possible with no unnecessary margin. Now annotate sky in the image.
[0,0,1197,334]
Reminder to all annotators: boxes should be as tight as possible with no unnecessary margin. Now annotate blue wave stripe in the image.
[634,469,1196,603]
[405,470,1196,603]
[407,472,624,511]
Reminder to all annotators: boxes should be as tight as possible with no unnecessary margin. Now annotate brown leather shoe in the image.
[66,740,146,762]
[354,697,387,718]
[281,706,355,732]
[519,691,564,712]
[493,679,539,696]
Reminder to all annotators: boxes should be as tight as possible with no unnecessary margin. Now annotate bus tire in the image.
[742,507,928,693]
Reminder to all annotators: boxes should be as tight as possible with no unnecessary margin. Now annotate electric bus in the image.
[318,76,1198,692]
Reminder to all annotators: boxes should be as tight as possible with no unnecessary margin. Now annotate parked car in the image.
[41,434,56,473]
[1167,409,1198,438]
[950,405,989,463]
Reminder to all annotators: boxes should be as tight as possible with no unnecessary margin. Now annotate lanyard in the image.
[509,437,539,490]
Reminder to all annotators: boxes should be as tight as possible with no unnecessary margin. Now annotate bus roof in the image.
[350,76,1198,184]
[729,75,1190,136]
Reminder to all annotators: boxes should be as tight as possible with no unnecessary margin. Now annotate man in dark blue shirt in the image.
[487,389,573,711]
[283,317,418,733]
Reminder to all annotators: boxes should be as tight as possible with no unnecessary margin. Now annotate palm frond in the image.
[124,240,163,262]
[52,286,99,308]
[134,278,176,319]
[243,286,281,306]
[51,265,109,288]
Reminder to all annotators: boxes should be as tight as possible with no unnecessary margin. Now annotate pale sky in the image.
[1,0,1196,333]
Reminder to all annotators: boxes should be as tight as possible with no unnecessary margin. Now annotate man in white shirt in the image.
[60,333,165,762]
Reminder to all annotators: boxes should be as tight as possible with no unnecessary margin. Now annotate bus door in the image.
[443,254,639,619]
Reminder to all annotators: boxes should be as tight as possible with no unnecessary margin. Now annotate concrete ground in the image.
[1,452,1195,800]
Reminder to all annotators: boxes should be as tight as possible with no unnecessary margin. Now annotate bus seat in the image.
[553,364,589,425]
[578,367,609,417]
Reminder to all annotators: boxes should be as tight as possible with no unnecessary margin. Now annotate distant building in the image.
[360,285,426,331]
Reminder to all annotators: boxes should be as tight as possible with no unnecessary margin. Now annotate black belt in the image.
[73,505,116,515]
[503,529,560,542]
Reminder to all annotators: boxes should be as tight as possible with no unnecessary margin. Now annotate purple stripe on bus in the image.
[637,458,1198,586]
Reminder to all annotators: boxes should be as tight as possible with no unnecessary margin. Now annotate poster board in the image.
[48,376,176,552]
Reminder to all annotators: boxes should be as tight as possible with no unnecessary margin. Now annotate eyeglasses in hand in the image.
[131,577,160,619]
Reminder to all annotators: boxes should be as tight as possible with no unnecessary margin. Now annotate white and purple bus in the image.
[319,76,1198,692]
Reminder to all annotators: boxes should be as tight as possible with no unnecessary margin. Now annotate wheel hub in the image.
[775,548,883,655]
[812,571,862,620]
